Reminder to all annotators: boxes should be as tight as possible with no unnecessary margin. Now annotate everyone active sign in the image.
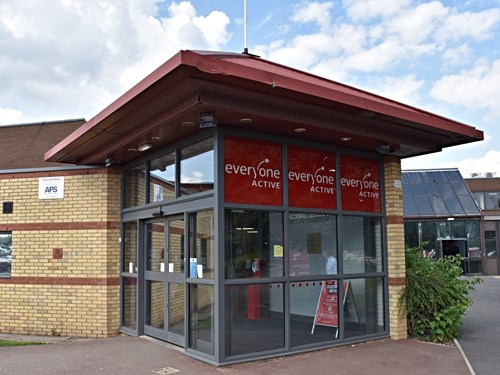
[223,136,381,212]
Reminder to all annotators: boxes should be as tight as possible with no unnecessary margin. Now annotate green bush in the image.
[399,244,482,343]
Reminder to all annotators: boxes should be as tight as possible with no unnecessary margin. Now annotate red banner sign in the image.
[288,146,336,209]
[313,281,340,329]
[340,154,381,212]
[224,136,283,205]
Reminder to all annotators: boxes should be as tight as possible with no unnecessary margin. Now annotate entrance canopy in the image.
[45,50,483,166]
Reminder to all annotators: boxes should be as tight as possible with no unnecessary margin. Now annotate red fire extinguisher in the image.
[247,259,261,320]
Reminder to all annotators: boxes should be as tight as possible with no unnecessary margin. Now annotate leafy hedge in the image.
[399,244,482,343]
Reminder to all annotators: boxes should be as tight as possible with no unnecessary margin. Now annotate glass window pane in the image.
[225,283,284,356]
[291,279,340,347]
[123,222,138,273]
[169,283,185,336]
[146,280,164,329]
[122,277,138,331]
[472,192,485,210]
[342,217,383,273]
[344,277,385,339]
[466,221,481,258]
[0,232,12,277]
[189,210,214,279]
[147,221,165,272]
[404,222,419,249]
[225,210,284,279]
[288,213,337,276]
[168,219,184,273]
[150,151,176,203]
[189,284,214,355]
[485,192,500,210]
[124,164,146,208]
[485,230,497,258]
[180,138,214,196]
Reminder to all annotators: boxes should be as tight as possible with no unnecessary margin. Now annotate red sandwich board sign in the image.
[311,280,349,337]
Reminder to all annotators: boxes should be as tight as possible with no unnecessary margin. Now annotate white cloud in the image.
[430,59,500,120]
[362,74,425,105]
[0,108,23,126]
[0,0,231,122]
[343,0,411,21]
[442,44,473,66]
[456,149,500,178]
[387,1,447,44]
[435,8,500,42]
[291,1,334,30]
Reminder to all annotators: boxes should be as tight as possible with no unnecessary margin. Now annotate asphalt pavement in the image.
[458,275,500,375]
[2,277,498,375]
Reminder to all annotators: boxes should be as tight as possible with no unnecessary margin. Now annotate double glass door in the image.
[144,216,185,346]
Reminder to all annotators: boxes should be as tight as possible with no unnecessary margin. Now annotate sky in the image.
[1,0,500,178]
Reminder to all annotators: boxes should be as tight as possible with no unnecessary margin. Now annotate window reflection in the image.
[0,232,12,276]
[344,277,385,339]
[290,279,339,347]
[225,210,284,279]
[124,164,146,208]
[288,213,337,276]
[123,222,138,273]
[189,284,214,355]
[180,138,214,195]
[225,283,284,356]
[122,277,138,331]
[342,216,382,273]
[150,152,176,203]
[189,210,214,279]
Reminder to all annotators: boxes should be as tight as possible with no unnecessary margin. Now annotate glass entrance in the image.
[143,216,186,346]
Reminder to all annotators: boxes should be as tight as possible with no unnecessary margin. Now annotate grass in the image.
[0,339,44,347]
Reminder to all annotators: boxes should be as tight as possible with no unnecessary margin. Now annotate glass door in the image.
[166,216,186,346]
[143,216,186,346]
[144,219,166,340]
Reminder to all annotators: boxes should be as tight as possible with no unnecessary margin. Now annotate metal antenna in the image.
[243,0,248,54]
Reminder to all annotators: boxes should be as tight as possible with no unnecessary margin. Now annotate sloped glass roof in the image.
[402,169,481,218]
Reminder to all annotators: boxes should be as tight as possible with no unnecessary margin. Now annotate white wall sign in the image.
[39,177,64,199]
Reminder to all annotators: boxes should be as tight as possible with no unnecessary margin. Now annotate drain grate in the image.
[152,367,180,374]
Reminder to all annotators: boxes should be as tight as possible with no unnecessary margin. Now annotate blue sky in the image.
[1,0,500,177]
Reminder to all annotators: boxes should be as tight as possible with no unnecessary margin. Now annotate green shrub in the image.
[399,244,482,343]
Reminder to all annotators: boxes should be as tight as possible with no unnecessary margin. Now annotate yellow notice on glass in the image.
[274,245,283,257]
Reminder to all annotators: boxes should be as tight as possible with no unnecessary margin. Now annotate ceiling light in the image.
[138,143,152,152]
[128,148,137,152]
[294,128,306,133]
[152,136,161,141]
[240,118,253,124]
[182,121,195,127]
[340,137,351,142]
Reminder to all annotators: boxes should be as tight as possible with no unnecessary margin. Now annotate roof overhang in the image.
[45,50,484,165]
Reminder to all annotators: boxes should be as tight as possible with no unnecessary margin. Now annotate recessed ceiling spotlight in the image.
[151,136,161,141]
[294,127,306,133]
[138,142,152,152]
[239,118,253,124]
[127,148,137,152]
[182,121,196,127]
[340,137,351,142]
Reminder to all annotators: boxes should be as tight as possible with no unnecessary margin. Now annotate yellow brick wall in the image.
[384,156,408,340]
[0,168,121,338]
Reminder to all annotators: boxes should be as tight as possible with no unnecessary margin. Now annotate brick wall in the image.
[384,156,407,340]
[0,168,121,338]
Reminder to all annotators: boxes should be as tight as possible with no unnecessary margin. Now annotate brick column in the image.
[384,156,407,340]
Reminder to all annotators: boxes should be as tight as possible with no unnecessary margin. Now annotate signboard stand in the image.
[311,280,358,338]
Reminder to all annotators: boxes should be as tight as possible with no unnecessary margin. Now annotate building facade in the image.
[0,120,122,337]
[1,51,483,365]
[402,169,483,275]
[465,176,500,275]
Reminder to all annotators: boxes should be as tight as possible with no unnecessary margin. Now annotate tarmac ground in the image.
[0,334,471,375]
[4,276,498,375]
